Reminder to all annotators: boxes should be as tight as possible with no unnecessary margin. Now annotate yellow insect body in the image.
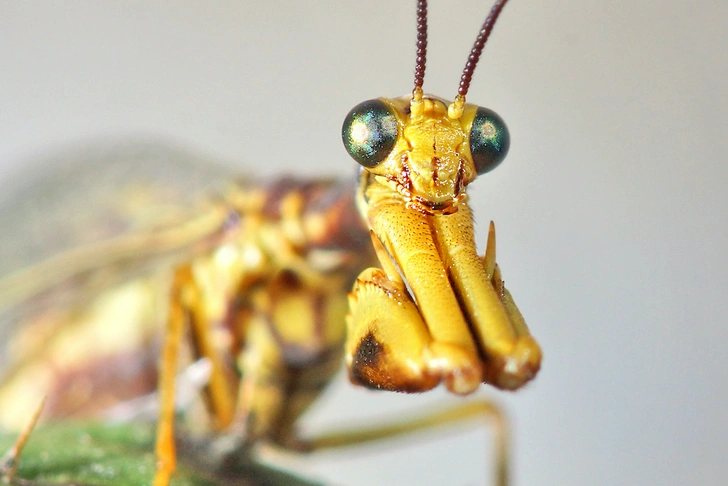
[1,1,541,485]
[345,95,540,397]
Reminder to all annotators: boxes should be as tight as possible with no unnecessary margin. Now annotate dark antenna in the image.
[457,0,510,99]
[448,0,511,119]
[411,0,511,119]
[413,0,428,91]
[410,0,429,120]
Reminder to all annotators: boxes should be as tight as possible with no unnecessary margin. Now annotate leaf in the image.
[0,422,323,486]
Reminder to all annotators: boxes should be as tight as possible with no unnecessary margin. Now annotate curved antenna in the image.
[448,0,511,119]
[410,0,428,120]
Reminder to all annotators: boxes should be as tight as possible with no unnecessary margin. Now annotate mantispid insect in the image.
[0,1,541,485]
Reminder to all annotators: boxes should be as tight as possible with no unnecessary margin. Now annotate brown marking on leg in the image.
[348,331,388,390]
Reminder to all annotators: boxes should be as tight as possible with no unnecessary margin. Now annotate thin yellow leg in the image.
[306,400,509,486]
[153,265,240,485]
[153,268,188,486]
[187,294,236,430]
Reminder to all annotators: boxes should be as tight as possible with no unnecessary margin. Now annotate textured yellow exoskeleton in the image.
[344,91,542,395]
[0,1,540,485]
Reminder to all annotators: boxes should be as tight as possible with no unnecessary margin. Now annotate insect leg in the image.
[153,268,188,486]
[345,210,483,395]
[431,213,541,390]
[186,285,237,430]
[306,400,510,486]
[153,265,238,485]
[233,270,345,451]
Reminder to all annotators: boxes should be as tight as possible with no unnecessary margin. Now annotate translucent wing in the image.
[0,140,242,369]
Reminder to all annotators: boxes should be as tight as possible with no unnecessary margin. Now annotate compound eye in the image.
[342,99,398,168]
[469,107,510,175]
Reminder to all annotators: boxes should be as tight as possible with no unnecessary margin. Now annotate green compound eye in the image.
[469,107,510,175]
[342,99,398,168]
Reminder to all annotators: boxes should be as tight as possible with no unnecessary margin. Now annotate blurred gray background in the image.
[2,1,727,484]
